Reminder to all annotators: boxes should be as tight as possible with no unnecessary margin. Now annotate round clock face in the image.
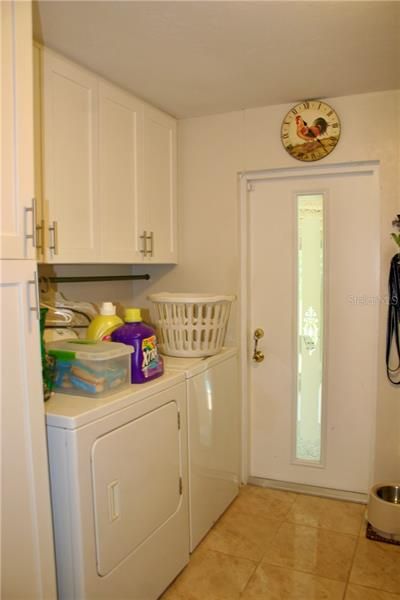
[281,100,341,162]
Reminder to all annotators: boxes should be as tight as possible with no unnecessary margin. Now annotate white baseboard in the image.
[247,476,368,504]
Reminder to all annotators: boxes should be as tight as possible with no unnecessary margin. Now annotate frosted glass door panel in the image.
[296,195,324,463]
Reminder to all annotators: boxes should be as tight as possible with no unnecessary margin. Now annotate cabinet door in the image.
[99,82,143,262]
[1,1,36,259]
[143,105,177,263]
[0,260,57,599]
[42,50,99,263]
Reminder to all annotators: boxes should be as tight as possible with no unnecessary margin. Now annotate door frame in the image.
[239,160,380,498]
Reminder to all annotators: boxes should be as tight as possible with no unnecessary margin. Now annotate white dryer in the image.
[162,347,240,551]
[45,372,189,600]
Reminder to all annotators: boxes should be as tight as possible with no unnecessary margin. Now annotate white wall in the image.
[134,89,400,483]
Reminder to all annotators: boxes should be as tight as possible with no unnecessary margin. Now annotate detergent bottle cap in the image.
[100,302,116,316]
[125,308,142,323]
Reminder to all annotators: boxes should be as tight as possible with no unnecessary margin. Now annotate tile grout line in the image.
[341,518,363,600]
[238,557,261,598]
[254,514,362,588]
[238,511,293,598]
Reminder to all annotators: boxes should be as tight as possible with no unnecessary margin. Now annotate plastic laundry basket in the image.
[148,293,235,357]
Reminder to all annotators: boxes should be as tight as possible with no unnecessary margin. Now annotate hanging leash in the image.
[386,253,400,385]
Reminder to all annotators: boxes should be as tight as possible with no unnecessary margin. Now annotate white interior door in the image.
[248,164,380,494]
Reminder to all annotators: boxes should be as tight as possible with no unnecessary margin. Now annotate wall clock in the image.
[281,100,341,162]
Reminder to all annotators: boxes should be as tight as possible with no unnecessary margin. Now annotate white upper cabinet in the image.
[98,81,143,262]
[36,48,177,264]
[1,1,36,259]
[42,50,100,263]
[142,105,177,263]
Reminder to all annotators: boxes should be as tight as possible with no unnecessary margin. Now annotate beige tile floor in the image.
[161,485,400,600]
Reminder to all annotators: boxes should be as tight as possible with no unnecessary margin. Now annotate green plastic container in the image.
[39,307,55,401]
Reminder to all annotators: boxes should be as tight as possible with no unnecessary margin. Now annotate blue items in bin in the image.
[48,340,134,398]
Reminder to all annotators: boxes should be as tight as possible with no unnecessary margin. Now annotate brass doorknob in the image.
[252,328,265,362]
[253,350,265,363]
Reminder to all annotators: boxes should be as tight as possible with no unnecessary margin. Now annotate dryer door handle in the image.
[108,480,120,521]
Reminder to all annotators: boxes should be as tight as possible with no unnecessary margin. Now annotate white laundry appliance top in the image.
[45,370,185,430]
[161,347,237,378]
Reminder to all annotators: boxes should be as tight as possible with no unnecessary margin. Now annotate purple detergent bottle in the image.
[111,308,164,383]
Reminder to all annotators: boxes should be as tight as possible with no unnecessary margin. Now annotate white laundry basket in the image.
[148,293,235,357]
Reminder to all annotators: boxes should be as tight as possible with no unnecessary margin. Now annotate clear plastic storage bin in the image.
[48,340,134,398]
[148,292,235,357]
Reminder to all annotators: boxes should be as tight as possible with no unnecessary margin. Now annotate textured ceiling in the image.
[33,1,400,118]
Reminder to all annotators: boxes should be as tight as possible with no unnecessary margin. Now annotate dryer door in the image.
[91,400,182,576]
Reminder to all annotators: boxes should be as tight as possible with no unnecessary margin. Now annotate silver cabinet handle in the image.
[24,198,37,248]
[36,219,45,252]
[146,231,154,257]
[27,271,40,321]
[48,221,59,255]
[140,230,148,256]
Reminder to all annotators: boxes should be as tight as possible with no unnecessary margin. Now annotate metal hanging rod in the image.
[46,274,151,284]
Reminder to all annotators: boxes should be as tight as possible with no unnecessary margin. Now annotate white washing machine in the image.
[45,372,189,600]
[162,347,240,551]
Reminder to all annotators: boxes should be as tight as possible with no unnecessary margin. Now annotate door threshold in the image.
[247,476,368,504]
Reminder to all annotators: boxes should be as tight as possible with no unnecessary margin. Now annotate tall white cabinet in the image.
[1,1,36,259]
[0,2,57,598]
[1,262,57,599]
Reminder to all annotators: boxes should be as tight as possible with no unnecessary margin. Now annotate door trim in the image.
[239,160,380,485]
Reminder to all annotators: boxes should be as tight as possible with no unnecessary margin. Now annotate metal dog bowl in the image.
[377,485,400,504]
[368,482,400,539]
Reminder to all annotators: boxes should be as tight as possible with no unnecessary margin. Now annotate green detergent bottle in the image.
[86,302,123,341]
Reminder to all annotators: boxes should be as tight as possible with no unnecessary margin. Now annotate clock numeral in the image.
[311,153,317,160]
[282,133,289,139]
[317,102,322,110]
[303,101,310,110]
[291,108,298,115]
[326,110,333,117]
[331,122,339,128]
